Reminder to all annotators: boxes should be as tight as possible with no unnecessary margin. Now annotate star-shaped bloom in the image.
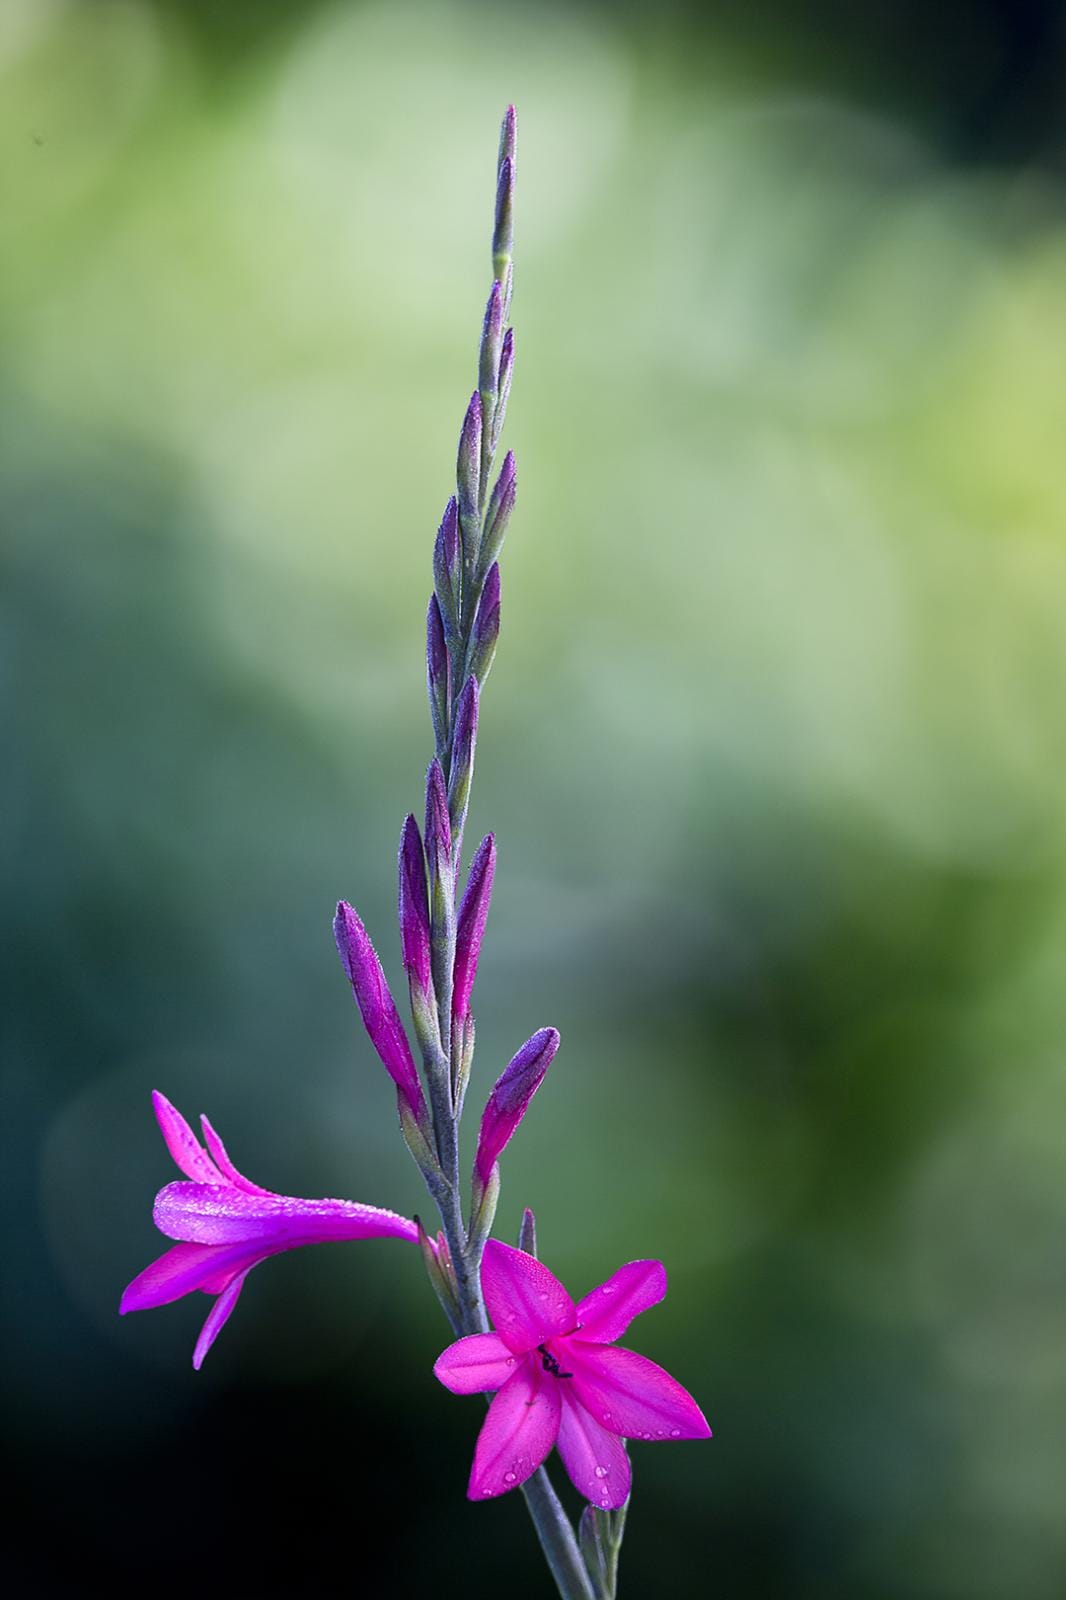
[434,1241,711,1509]
[120,1092,418,1369]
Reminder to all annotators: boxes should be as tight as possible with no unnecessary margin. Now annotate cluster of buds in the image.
[122,108,709,1600]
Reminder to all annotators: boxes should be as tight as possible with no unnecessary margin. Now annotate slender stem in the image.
[521,1471,597,1600]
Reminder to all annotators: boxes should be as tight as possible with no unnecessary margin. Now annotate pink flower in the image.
[120,1092,418,1369]
[434,1241,710,1509]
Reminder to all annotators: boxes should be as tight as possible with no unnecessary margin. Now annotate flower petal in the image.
[152,1091,223,1184]
[119,1241,268,1313]
[556,1393,632,1510]
[481,1240,577,1353]
[192,1269,250,1369]
[434,1333,518,1395]
[468,1360,561,1499]
[575,1260,667,1345]
[153,1182,418,1248]
[199,1115,273,1196]
[567,1343,711,1441]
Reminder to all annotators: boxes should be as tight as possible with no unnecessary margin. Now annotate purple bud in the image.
[457,391,482,555]
[447,675,479,850]
[333,901,425,1121]
[474,1026,559,1185]
[398,814,432,996]
[453,832,496,1028]
[490,328,514,450]
[479,451,516,576]
[479,280,504,414]
[493,155,514,282]
[467,563,500,687]
[433,496,461,634]
[423,758,452,879]
[426,594,450,755]
[517,1206,537,1257]
[498,104,517,173]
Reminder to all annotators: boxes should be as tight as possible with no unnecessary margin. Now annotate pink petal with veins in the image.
[192,1270,250,1370]
[152,1091,223,1184]
[567,1343,712,1441]
[575,1260,667,1345]
[481,1240,576,1352]
[434,1333,519,1394]
[557,1394,632,1510]
[468,1361,561,1499]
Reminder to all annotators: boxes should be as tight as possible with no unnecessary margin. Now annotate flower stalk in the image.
[121,105,711,1600]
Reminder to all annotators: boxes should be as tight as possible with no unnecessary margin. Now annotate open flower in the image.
[434,1241,710,1509]
[120,1092,418,1369]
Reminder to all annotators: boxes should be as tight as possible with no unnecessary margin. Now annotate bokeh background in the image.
[5,0,1066,1594]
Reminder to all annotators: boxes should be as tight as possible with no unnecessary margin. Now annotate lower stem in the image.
[521,1471,596,1600]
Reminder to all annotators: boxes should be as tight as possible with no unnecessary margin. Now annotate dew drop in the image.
[601,1412,612,1424]
[601,1284,615,1295]
[505,1357,515,1366]
[669,1428,681,1438]
[594,1466,609,1479]
[503,1471,517,1484]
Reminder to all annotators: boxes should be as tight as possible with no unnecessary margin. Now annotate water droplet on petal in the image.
[601,1412,612,1424]
[503,1471,517,1484]
[594,1466,609,1479]
[669,1428,681,1438]
[601,1284,615,1295]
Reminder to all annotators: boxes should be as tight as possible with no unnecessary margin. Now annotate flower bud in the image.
[467,563,500,688]
[493,155,514,290]
[474,1026,559,1187]
[479,450,515,580]
[398,815,431,986]
[333,901,426,1125]
[456,391,482,572]
[490,328,514,451]
[453,832,495,1029]
[423,758,452,882]
[478,280,504,453]
[426,594,450,757]
[447,675,479,855]
[433,496,461,639]
[517,1206,537,1257]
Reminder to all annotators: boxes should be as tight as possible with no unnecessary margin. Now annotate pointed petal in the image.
[152,1091,223,1184]
[557,1393,632,1509]
[468,1360,561,1499]
[192,1270,250,1369]
[481,1240,576,1353]
[153,1182,418,1247]
[434,1332,518,1394]
[575,1261,667,1345]
[567,1343,712,1441]
[199,1115,273,1196]
[119,1241,267,1312]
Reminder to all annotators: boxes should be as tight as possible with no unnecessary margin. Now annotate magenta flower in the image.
[434,1241,710,1509]
[120,1092,418,1369]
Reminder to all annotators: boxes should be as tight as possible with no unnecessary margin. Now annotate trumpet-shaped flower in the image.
[434,1241,710,1509]
[120,1092,418,1369]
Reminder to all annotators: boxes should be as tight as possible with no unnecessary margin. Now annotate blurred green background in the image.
[5,0,1066,1594]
